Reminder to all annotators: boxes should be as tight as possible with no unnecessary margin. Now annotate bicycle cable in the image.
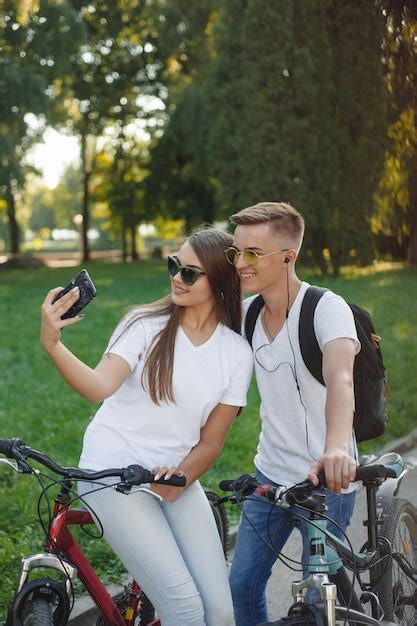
[34,471,77,613]
[242,487,359,626]
[33,471,132,614]
[237,494,352,626]
[286,503,356,626]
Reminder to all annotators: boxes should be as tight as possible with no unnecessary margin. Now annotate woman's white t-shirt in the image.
[79,313,253,471]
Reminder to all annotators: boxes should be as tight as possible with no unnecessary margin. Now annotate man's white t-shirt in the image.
[79,313,253,472]
[244,282,360,488]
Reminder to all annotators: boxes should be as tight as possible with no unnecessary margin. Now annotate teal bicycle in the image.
[218,452,417,625]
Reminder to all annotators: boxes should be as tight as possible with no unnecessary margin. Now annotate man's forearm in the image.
[324,375,354,453]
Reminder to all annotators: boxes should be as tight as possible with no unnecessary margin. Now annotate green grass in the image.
[0,260,416,618]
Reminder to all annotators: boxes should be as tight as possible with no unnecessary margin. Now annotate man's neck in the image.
[261,275,303,318]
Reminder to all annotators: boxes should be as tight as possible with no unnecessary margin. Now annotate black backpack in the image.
[245,286,389,443]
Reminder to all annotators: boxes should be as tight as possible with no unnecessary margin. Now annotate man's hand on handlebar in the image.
[308,450,357,494]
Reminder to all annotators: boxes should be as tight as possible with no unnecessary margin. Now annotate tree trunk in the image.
[184,209,192,234]
[408,170,417,265]
[130,224,138,260]
[311,243,328,276]
[408,218,417,265]
[330,250,342,277]
[81,131,91,263]
[121,223,128,263]
[6,178,20,255]
[356,230,374,267]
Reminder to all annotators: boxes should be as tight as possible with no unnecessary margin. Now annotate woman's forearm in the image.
[44,341,106,402]
[178,440,223,485]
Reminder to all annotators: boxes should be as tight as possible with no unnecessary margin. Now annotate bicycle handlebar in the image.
[0,438,186,488]
[219,452,404,505]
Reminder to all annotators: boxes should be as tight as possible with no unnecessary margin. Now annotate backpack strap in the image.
[244,294,265,348]
[299,286,328,386]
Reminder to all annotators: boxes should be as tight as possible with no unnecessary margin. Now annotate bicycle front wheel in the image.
[5,598,54,626]
[8,578,70,626]
[378,497,417,624]
[205,490,230,558]
[22,598,54,626]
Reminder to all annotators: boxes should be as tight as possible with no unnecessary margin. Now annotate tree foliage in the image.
[28,164,83,233]
[0,0,84,253]
[144,1,219,232]
[374,0,417,264]
[51,0,169,261]
[206,0,387,275]
[93,139,148,260]
[146,84,217,232]
[1,1,415,273]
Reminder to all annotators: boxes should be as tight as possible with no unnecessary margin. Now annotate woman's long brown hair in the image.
[114,227,242,405]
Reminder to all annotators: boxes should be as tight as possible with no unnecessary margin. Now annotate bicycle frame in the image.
[292,497,382,625]
[289,471,415,626]
[1,439,196,625]
[15,479,159,626]
[219,453,414,626]
[291,499,340,626]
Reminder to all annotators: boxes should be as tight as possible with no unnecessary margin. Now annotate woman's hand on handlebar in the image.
[41,287,81,350]
[151,466,187,502]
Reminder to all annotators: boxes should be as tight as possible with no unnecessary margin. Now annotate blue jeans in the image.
[230,469,356,626]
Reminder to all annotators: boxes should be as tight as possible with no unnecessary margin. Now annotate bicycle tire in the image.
[205,489,230,558]
[139,592,156,625]
[8,578,70,626]
[378,496,417,624]
[21,598,54,626]
[96,591,155,625]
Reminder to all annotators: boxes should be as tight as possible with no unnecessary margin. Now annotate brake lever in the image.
[115,481,140,494]
[0,457,32,473]
[115,484,164,501]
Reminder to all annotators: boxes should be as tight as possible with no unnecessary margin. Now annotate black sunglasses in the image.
[167,255,206,286]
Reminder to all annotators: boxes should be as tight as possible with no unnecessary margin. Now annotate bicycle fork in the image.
[291,501,340,626]
[15,552,77,596]
[292,574,337,626]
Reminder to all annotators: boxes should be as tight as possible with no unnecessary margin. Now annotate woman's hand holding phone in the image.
[41,269,97,351]
[40,286,82,351]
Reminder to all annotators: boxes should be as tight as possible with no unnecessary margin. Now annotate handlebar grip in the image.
[152,474,186,487]
[219,474,259,494]
[122,466,186,488]
[0,438,25,458]
[219,479,236,491]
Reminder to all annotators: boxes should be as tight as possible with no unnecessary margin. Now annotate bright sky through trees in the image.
[27,127,80,189]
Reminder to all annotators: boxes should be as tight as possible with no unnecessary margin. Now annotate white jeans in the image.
[77,479,233,626]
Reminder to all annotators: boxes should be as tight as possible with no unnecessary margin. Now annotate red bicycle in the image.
[0,438,229,626]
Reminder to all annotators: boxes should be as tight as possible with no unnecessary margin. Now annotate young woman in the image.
[40,227,253,626]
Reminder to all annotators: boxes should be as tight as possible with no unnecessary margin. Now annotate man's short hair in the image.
[230,201,305,252]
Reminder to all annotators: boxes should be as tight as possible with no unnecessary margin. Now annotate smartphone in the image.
[52,269,97,319]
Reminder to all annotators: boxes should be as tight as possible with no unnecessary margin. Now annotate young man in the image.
[226,202,359,626]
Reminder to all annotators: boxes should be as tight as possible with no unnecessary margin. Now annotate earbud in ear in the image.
[284,257,290,264]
